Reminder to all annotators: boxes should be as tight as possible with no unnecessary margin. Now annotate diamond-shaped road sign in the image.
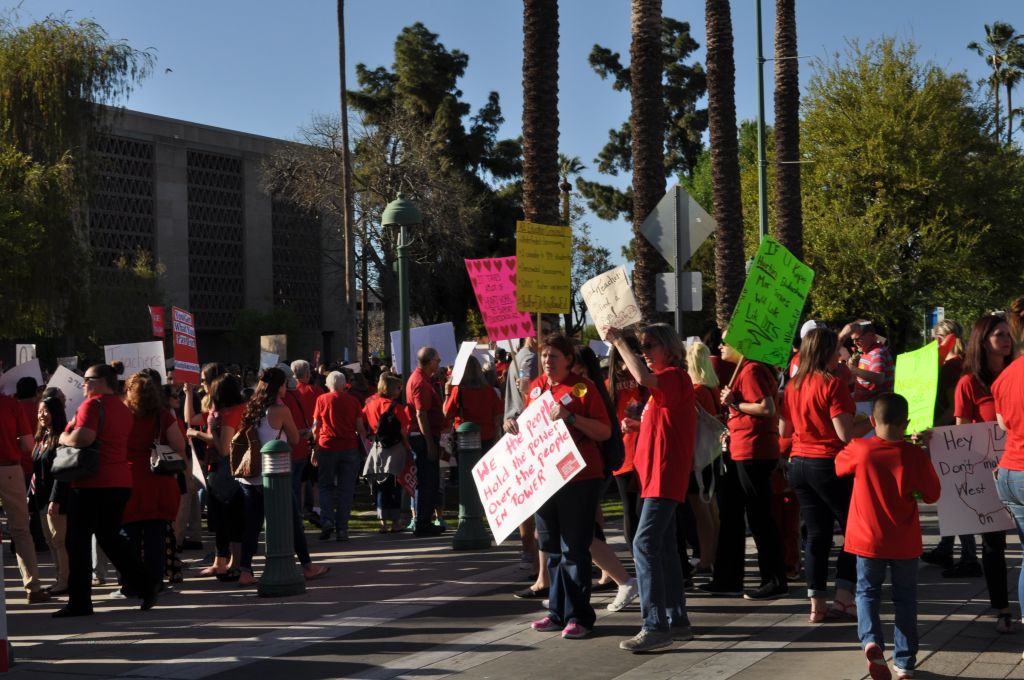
[639,184,715,269]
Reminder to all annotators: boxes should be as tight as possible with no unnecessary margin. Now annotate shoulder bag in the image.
[52,399,105,481]
[150,413,186,475]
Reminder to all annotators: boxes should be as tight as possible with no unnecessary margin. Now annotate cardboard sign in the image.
[515,220,571,314]
[894,341,938,432]
[15,344,36,366]
[588,340,611,358]
[0,359,44,396]
[581,266,642,339]
[56,356,78,371]
[171,306,200,385]
[260,335,287,361]
[389,322,459,375]
[342,362,361,374]
[451,341,478,386]
[929,422,1015,536]
[726,237,814,367]
[260,351,279,370]
[47,366,86,421]
[149,305,165,338]
[473,392,587,544]
[465,256,535,341]
[104,341,167,381]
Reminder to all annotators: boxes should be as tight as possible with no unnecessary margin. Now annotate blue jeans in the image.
[411,435,438,526]
[995,468,1024,609]
[633,497,689,632]
[856,556,919,671]
[535,478,603,629]
[789,456,856,597]
[317,448,360,534]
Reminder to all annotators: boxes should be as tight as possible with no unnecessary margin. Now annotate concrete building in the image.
[90,108,347,364]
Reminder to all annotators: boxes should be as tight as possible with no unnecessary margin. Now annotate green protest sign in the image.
[726,236,814,367]
[894,340,938,432]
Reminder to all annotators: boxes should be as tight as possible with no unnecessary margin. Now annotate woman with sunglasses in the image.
[512,333,610,640]
[606,323,696,653]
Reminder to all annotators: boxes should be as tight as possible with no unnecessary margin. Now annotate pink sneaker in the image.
[864,643,891,680]
[561,622,591,639]
[531,616,561,632]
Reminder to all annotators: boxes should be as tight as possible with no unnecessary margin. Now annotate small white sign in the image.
[581,266,643,340]
[389,322,459,375]
[104,341,167,381]
[451,342,478,386]
[47,366,86,421]
[0,358,44,396]
[16,344,36,366]
[260,351,279,370]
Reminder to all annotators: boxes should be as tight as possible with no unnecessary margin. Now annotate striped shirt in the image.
[853,343,894,402]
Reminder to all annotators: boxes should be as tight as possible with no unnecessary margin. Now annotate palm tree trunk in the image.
[772,0,802,259]
[630,0,665,323]
[338,0,357,358]
[706,0,746,327]
[521,0,561,227]
[1008,81,1014,146]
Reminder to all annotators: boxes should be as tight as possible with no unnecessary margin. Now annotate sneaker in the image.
[697,582,742,597]
[406,520,418,533]
[865,642,892,680]
[433,518,448,532]
[541,599,549,609]
[514,586,548,599]
[607,579,639,612]
[920,548,953,569]
[561,622,591,639]
[318,528,333,541]
[671,625,694,641]
[531,616,561,632]
[893,667,914,680]
[107,589,128,600]
[743,582,789,601]
[996,612,1015,634]
[941,560,982,578]
[619,629,673,653]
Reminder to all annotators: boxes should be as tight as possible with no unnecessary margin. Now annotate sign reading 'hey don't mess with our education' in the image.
[515,221,571,314]
[473,391,586,544]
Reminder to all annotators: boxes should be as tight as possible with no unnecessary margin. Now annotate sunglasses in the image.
[641,343,660,351]
[83,376,101,383]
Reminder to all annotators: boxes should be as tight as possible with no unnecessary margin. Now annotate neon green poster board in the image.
[726,236,815,367]
[894,340,938,431]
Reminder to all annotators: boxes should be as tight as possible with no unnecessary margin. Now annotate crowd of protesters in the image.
[12,299,1024,680]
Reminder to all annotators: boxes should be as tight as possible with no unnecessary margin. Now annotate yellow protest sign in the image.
[515,220,571,313]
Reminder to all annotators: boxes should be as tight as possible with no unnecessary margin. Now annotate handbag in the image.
[229,423,263,478]
[150,414,186,475]
[693,403,728,502]
[52,400,105,481]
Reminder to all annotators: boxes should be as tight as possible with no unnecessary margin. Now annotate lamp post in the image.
[381,194,422,380]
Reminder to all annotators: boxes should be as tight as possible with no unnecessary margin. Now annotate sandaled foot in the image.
[826,600,857,622]
[237,571,256,587]
[303,565,330,580]
[808,610,827,623]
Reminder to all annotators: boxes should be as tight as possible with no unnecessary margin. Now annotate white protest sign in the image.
[342,362,362,374]
[104,341,167,381]
[451,341,478,386]
[260,334,287,360]
[260,351,279,370]
[581,266,643,340]
[473,391,587,544]
[57,356,78,371]
[588,340,611,358]
[0,359,44,396]
[16,344,36,366]
[855,401,875,439]
[389,322,459,375]
[929,422,1015,536]
[47,366,86,421]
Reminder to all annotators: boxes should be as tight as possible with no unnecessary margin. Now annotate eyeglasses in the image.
[83,376,101,383]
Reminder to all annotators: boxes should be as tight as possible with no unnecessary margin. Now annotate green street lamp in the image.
[381,193,422,380]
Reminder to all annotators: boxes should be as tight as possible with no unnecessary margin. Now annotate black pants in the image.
[712,458,786,590]
[789,456,856,596]
[981,530,1009,610]
[122,519,168,588]
[614,472,641,550]
[67,487,154,612]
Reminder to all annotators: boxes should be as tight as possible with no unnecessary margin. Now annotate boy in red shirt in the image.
[835,393,941,680]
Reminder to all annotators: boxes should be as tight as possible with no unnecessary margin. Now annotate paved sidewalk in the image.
[2,506,1022,679]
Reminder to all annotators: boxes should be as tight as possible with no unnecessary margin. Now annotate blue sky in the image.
[10,1,1024,265]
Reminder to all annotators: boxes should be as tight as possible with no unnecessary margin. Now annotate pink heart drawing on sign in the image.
[503,258,514,270]
[520,320,532,333]
[468,260,480,272]
[468,275,478,289]
[482,260,493,271]
[508,274,516,285]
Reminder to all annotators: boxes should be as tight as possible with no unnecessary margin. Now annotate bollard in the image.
[257,439,306,597]
[452,422,491,550]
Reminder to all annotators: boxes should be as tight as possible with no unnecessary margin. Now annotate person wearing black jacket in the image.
[32,397,69,596]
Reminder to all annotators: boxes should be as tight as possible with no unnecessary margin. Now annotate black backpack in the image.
[375,401,404,448]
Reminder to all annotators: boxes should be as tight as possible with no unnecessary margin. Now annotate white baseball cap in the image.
[800,320,826,339]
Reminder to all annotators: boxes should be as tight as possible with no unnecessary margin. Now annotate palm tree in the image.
[337,0,357,357]
[1004,43,1024,145]
[521,0,561,227]
[968,22,1023,143]
[558,154,585,225]
[772,0,802,259]
[705,0,746,327]
[630,0,665,323]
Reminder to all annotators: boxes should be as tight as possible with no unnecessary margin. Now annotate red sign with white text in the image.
[149,306,165,338]
[171,306,200,384]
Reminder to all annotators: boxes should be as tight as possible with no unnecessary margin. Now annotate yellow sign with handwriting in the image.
[515,220,571,313]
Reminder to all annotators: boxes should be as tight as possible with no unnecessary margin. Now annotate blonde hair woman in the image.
[685,341,721,574]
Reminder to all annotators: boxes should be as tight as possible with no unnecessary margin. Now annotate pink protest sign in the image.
[472,392,587,544]
[465,257,535,341]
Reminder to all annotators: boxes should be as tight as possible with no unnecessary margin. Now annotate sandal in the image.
[825,600,857,622]
[237,570,256,587]
[215,568,241,583]
[808,610,827,623]
[303,565,330,580]
[996,612,1015,634]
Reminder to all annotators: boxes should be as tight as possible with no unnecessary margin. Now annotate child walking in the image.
[834,393,941,680]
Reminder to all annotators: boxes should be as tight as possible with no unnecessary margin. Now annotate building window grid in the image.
[88,136,155,270]
[271,199,322,330]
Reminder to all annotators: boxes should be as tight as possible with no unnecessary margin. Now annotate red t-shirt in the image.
[781,372,856,459]
[694,384,720,418]
[994,356,1024,470]
[726,361,779,461]
[67,394,133,489]
[313,392,363,451]
[835,436,940,559]
[445,385,503,442]
[954,373,997,424]
[363,396,411,434]
[610,378,641,475]
[634,367,696,502]
[122,409,180,524]
[406,367,444,436]
[711,356,738,391]
[0,395,32,467]
[524,375,610,483]
[284,383,323,462]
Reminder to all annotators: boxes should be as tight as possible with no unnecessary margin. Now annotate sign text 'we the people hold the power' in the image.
[472,392,586,544]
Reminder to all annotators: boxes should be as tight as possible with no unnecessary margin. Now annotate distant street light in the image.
[381,193,422,381]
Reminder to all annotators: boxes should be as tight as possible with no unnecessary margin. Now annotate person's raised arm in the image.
[605,327,658,390]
